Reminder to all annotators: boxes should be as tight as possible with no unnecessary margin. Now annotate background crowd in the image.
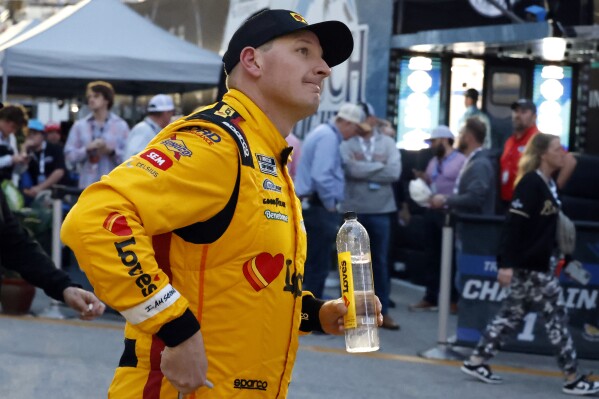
[0,83,581,324]
[0,74,596,395]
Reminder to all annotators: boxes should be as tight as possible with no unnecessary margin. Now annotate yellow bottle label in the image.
[338,251,357,329]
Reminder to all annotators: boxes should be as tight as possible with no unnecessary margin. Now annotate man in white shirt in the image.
[124,94,175,159]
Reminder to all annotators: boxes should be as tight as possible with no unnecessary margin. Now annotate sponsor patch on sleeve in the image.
[161,135,192,160]
[140,149,173,171]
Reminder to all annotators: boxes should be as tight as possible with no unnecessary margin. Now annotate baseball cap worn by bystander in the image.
[511,98,537,114]
[426,125,454,142]
[222,9,354,74]
[28,119,45,133]
[147,94,175,113]
[336,103,371,132]
[45,122,61,133]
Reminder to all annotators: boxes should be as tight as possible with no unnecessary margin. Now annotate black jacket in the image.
[498,171,559,272]
[0,191,74,301]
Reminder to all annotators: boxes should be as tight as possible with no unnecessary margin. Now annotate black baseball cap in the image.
[222,9,353,75]
[511,98,537,113]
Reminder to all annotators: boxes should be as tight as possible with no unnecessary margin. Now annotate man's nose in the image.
[314,58,331,78]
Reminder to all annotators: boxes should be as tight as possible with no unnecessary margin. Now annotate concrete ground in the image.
[0,276,598,398]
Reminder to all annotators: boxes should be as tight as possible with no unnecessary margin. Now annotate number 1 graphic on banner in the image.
[517,313,537,342]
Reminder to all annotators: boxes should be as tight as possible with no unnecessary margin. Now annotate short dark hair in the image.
[465,88,479,103]
[86,81,115,109]
[0,105,28,129]
[464,117,486,144]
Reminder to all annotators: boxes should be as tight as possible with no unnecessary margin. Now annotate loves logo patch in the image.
[140,149,173,171]
[103,212,133,236]
[343,295,351,308]
[243,252,284,291]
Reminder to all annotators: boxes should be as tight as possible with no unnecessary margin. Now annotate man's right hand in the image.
[160,330,209,394]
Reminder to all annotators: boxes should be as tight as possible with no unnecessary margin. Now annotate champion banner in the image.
[455,214,599,359]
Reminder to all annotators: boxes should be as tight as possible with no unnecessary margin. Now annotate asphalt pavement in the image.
[0,276,598,398]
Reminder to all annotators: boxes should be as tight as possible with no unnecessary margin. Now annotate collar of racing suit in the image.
[221,89,293,166]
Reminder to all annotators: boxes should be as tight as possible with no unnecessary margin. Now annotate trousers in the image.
[473,269,577,374]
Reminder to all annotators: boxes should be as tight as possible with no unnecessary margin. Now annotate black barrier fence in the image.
[455,213,599,360]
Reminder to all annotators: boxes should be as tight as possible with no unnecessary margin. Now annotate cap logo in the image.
[290,12,307,24]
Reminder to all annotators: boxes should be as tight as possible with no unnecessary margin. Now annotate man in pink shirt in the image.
[414,125,466,196]
[285,132,302,181]
[410,125,465,312]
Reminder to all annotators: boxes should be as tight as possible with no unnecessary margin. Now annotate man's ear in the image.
[239,47,262,77]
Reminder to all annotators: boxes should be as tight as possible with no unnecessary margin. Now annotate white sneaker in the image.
[460,361,503,384]
[563,374,599,396]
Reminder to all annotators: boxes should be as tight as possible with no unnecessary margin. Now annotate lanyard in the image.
[30,141,47,176]
[357,136,375,162]
[431,150,458,181]
[90,117,109,140]
[145,118,161,134]
[536,169,561,207]
[38,141,46,176]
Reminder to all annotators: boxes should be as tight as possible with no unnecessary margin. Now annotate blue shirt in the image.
[294,122,344,210]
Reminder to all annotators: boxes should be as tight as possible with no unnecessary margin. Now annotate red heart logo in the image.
[243,252,284,291]
[103,212,132,236]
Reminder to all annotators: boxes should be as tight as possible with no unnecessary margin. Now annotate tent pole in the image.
[1,74,6,104]
[2,56,7,104]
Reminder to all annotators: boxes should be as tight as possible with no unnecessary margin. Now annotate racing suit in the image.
[62,89,323,398]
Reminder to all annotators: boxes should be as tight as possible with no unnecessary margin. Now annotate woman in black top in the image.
[460,133,599,395]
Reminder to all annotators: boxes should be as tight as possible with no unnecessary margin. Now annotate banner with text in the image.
[455,215,599,360]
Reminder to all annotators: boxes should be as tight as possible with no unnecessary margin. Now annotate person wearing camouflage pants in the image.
[472,269,576,374]
[461,133,599,395]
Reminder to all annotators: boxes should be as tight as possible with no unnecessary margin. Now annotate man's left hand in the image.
[62,287,106,320]
[319,296,383,335]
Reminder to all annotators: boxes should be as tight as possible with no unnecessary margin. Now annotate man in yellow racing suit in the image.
[62,9,380,399]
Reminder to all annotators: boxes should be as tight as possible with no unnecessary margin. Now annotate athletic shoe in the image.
[460,361,503,384]
[408,299,438,312]
[381,314,400,330]
[562,374,599,395]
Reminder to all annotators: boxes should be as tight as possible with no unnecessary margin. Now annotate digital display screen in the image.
[532,65,572,149]
[396,56,442,150]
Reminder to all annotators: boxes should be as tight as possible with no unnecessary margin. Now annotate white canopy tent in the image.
[0,0,222,101]
[0,19,41,47]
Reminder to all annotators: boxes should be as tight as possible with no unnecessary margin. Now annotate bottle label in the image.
[337,251,357,329]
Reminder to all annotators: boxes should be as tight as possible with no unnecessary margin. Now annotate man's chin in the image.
[296,101,320,118]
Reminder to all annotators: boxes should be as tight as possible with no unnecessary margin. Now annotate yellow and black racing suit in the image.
[62,89,323,398]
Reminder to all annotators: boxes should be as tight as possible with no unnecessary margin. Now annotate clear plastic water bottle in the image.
[336,211,379,353]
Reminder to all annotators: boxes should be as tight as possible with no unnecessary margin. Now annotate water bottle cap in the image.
[344,211,357,220]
